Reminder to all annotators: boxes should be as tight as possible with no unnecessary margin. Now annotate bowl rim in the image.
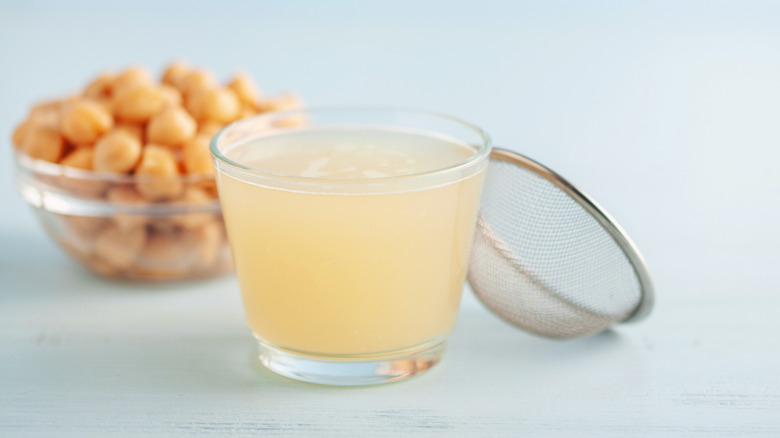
[14,151,222,215]
[14,150,217,184]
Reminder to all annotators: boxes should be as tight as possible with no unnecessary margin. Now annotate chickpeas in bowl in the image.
[11,62,303,281]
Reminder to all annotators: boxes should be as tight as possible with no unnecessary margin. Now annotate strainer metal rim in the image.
[477,148,655,324]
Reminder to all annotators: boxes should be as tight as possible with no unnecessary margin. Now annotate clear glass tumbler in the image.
[211,108,491,385]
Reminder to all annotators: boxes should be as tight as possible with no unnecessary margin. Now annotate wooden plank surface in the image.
[1,236,778,436]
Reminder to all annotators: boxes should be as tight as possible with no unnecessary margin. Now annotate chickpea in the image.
[12,119,33,148]
[182,185,211,202]
[84,72,116,99]
[147,218,179,234]
[112,84,167,123]
[173,186,213,229]
[60,148,109,197]
[239,104,258,120]
[227,72,261,108]
[135,144,184,201]
[63,215,111,241]
[93,224,147,270]
[28,101,62,130]
[95,97,113,115]
[93,130,142,173]
[178,70,217,96]
[30,98,62,113]
[60,147,94,169]
[136,232,189,275]
[181,219,222,268]
[107,185,149,232]
[22,127,64,162]
[62,234,125,277]
[160,84,183,108]
[86,255,123,277]
[107,184,146,204]
[60,99,114,145]
[261,93,306,128]
[60,223,116,277]
[213,255,233,274]
[198,120,225,139]
[207,88,242,123]
[261,92,303,113]
[182,134,214,175]
[114,122,144,144]
[113,66,153,95]
[161,61,191,89]
[274,114,308,129]
[196,179,219,198]
[186,87,240,123]
[146,106,197,147]
[184,89,207,121]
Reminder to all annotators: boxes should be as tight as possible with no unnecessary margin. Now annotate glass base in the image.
[257,338,446,386]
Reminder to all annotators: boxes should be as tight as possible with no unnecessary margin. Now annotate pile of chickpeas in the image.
[12,62,302,280]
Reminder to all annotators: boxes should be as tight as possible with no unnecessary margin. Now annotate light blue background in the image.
[2,1,779,277]
[1,2,779,434]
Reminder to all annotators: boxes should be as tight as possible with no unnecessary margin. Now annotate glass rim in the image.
[209,106,493,184]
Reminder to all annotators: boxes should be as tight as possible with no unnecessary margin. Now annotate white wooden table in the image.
[1,1,779,436]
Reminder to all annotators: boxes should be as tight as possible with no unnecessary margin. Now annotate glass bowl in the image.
[14,152,232,281]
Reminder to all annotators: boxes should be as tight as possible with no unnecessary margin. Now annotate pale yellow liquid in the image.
[218,128,485,356]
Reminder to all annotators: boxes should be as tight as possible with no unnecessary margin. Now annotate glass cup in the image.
[211,108,491,385]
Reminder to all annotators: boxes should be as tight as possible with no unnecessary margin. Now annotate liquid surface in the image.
[218,127,486,356]
[225,127,475,179]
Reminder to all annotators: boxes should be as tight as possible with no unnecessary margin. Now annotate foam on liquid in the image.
[224,127,475,179]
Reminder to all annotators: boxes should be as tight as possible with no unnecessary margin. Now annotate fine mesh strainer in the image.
[468,148,654,339]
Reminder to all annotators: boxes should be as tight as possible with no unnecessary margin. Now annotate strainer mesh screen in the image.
[467,155,642,338]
